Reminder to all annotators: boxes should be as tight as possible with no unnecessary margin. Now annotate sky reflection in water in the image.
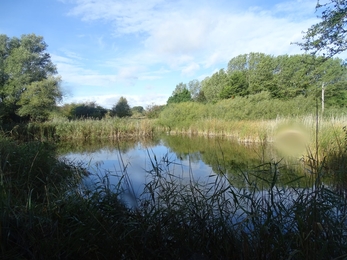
[62,140,216,199]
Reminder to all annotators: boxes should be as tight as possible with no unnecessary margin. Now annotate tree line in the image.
[167,53,347,111]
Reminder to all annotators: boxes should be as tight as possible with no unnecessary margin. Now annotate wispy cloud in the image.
[52,48,174,89]
[182,62,200,77]
[66,0,318,71]
[52,51,172,107]
[52,54,115,86]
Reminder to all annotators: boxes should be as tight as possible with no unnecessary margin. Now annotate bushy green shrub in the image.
[158,93,319,130]
[158,102,208,130]
[145,103,165,119]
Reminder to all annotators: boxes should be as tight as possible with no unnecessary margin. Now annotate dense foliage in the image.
[158,93,322,130]
[60,101,107,119]
[204,53,347,106]
[145,103,165,119]
[165,53,347,116]
[131,105,145,117]
[0,34,62,122]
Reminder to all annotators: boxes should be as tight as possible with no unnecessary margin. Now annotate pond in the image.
[59,134,309,200]
[52,135,347,259]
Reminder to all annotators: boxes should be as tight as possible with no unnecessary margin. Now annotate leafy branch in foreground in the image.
[297,0,347,58]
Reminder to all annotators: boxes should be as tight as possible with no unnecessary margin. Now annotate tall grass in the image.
[160,114,346,157]
[7,117,157,141]
[0,136,87,259]
[6,113,345,160]
[1,132,347,259]
[54,117,156,140]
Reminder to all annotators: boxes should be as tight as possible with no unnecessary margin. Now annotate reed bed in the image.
[20,117,157,141]
[54,118,156,140]
[8,114,346,159]
[163,115,346,156]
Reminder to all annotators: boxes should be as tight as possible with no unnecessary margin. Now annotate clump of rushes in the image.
[1,133,347,259]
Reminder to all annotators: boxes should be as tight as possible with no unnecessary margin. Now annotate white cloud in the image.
[139,67,171,80]
[117,66,141,80]
[66,0,318,70]
[67,0,167,34]
[144,10,214,54]
[53,60,113,86]
[182,62,200,76]
[51,53,80,65]
[206,11,318,59]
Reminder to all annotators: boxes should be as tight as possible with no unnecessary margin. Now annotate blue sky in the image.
[0,0,322,108]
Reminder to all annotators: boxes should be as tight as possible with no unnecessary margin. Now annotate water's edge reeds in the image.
[6,115,346,158]
[1,132,347,259]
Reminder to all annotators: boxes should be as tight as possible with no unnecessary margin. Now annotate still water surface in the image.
[60,135,306,198]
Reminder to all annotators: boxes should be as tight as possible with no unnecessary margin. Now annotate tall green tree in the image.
[201,69,230,103]
[167,83,192,104]
[297,0,347,58]
[220,71,248,99]
[195,90,207,103]
[17,77,62,121]
[227,53,275,95]
[297,1,347,112]
[175,52,347,108]
[227,54,248,73]
[250,53,275,94]
[111,97,132,118]
[0,34,61,121]
[188,79,201,101]
[272,54,312,98]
